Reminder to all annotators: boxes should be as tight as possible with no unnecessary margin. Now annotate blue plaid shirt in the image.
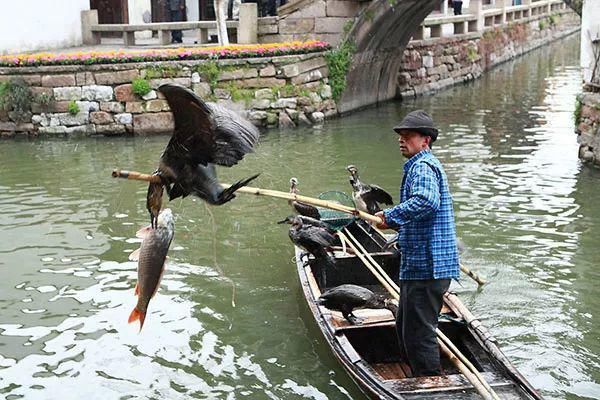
[383,150,460,280]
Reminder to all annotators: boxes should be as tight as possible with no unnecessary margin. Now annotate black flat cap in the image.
[393,110,438,142]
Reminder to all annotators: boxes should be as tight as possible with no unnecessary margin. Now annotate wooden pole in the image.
[460,263,487,286]
[111,169,383,225]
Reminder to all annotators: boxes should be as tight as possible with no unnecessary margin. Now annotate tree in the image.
[562,0,582,16]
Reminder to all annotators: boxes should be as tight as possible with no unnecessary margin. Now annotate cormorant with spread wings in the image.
[146,83,260,227]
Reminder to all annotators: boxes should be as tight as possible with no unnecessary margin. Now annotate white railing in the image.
[412,0,568,41]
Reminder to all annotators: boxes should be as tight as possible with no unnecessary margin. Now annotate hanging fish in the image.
[128,208,175,331]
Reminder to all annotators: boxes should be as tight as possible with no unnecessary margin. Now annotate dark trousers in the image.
[170,10,183,42]
[452,1,463,15]
[396,279,451,377]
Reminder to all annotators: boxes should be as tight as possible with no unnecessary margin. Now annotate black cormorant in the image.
[346,165,393,215]
[317,284,396,324]
[278,215,337,286]
[146,83,260,227]
[288,177,321,220]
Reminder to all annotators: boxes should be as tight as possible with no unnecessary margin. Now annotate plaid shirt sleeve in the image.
[383,163,440,229]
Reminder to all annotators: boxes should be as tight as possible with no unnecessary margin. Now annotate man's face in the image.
[397,130,430,158]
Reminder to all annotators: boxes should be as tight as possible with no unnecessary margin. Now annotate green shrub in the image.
[574,95,582,125]
[196,61,220,90]
[538,19,547,30]
[324,41,355,101]
[0,78,32,122]
[67,100,80,115]
[145,65,182,79]
[132,77,151,96]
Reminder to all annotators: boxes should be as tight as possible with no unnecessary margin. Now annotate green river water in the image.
[0,33,598,399]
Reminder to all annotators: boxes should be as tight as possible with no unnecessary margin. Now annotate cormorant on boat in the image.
[278,215,337,286]
[289,177,321,220]
[146,83,260,227]
[317,284,396,325]
[346,165,393,215]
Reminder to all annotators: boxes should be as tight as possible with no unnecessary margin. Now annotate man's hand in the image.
[374,212,389,230]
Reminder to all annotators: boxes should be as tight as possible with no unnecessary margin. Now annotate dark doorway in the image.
[151,0,170,22]
[90,0,129,37]
[198,0,216,20]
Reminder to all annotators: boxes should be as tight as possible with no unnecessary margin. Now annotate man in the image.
[452,0,463,15]
[167,0,185,43]
[375,110,460,377]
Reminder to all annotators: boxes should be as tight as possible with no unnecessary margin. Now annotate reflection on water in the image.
[1,33,599,400]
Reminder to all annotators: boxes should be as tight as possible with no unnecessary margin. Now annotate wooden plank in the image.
[372,363,407,380]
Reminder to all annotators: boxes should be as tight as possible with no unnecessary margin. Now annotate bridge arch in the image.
[339,0,440,113]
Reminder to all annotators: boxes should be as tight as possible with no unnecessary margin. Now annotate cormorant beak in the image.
[277,217,291,224]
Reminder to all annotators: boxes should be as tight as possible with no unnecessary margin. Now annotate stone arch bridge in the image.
[258,0,443,112]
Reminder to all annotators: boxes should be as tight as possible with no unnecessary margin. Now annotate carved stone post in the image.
[238,3,258,44]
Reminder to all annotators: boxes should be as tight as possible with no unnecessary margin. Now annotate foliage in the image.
[324,41,356,101]
[548,14,559,26]
[277,84,310,98]
[36,92,54,107]
[574,95,582,126]
[132,77,152,96]
[364,10,375,23]
[343,20,354,35]
[67,100,80,115]
[466,45,479,62]
[0,78,32,122]
[144,65,182,79]
[0,41,331,68]
[224,83,255,105]
[538,19,547,30]
[196,61,220,89]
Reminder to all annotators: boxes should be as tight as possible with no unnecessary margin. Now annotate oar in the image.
[111,169,383,225]
[336,231,500,400]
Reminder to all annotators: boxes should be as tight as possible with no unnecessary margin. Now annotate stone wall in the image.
[576,92,600,165]
[397,12,580,99]
[0,53,335,138]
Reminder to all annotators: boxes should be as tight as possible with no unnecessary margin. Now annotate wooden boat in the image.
[292,219,543,399]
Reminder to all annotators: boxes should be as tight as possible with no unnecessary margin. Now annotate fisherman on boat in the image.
[375,110,460,377]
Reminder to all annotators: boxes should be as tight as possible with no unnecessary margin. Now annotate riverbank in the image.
[0,9,580,138]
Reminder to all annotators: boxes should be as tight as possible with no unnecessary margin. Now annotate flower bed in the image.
[0,41,330,68]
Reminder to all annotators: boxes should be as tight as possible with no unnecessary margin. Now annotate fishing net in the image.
[317,191,356,231]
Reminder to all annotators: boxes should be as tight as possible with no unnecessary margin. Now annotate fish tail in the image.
[217,173,260,204]
[128,307,146,332]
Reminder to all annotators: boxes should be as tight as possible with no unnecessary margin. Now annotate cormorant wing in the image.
[158,83,259,169]
[294,226,336,248]
[319,285,372,305]
[363,184,393,205]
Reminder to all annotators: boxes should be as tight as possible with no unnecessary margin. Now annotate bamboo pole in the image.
[460,263,487,286]
[337,232,498,399]
[111,169,383,225]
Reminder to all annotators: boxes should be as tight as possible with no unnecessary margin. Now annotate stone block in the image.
[82,85,114,101]
[126,102,145,113]
[422,54,434,68]
[133,112,174,134]
[310,111,324,124]
[315,17,350,33]
[258,23,278,34]
[259,65,276,77]
[0,74,42,86]
[96,123,127,136]
[53,87,82,101]
[100,102,125,113]
[90,111,113,125]
[320,84,332,99]
[145,99,169,112]
[248,110,268,121]
[115,113,133,124]
[149,77,191,89]
[326,0,360,17]
[271,98,297,109]
[279,18,315,34]
[76,72,95,86]
[237,78,285,88]
[214,88,231,100]
[192,83,212,98]
[291,67,327,85]
[281,64,299,78]
[94,69,139,85]
[286,108,299,121]
[279,111,296,128]
[191,72,201,84]
[309,92,322,104]
[115,84,136,102]
[255,88,274,99]
[251,99,271,109]
[38,126,67,135]
[218,68,259,81]
[289,0,326,18]
[42,74,76,87]
[142,90,158,101]
[65,124,96,136]
[298,112,312,126]
[58,112,89,126]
